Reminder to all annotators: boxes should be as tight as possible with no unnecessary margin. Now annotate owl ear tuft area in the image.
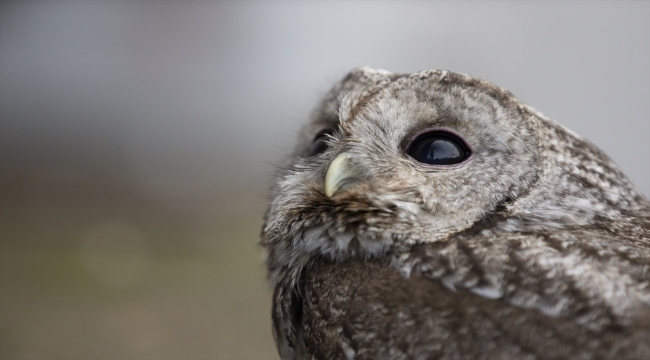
[355,66,393,76]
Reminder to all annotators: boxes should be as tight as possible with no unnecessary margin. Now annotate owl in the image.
[260,67,650,359]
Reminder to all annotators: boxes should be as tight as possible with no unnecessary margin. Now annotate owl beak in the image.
[325,152,358,197]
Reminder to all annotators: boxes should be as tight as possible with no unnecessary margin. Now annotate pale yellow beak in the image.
[324,152,358,197]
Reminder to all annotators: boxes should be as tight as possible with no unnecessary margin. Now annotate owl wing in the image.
[295,222,650,359]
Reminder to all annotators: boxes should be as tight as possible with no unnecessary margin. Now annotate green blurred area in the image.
[0,173,278,360]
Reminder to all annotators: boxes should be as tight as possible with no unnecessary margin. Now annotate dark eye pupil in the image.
[407,132,470,165]
[307,131,331,157]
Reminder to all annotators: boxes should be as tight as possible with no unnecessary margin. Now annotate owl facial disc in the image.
[325,152,358,197]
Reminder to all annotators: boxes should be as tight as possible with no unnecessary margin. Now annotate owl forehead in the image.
[336,75,520,154]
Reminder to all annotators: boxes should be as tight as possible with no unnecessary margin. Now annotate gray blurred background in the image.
[1,1,648,359]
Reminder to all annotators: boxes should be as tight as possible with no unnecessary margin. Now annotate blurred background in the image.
[1,1,648,359]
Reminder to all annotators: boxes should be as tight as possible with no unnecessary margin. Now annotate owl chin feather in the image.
[262,67,650,360]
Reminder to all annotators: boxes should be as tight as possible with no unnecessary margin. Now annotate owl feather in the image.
[261,68,650,359]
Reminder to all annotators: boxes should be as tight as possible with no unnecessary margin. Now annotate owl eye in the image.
[406,131,470,165]
[306,130,332,157]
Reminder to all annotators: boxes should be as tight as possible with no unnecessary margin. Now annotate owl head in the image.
[261,67,644,271]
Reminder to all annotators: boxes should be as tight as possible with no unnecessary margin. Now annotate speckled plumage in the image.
[261,67,650,359]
